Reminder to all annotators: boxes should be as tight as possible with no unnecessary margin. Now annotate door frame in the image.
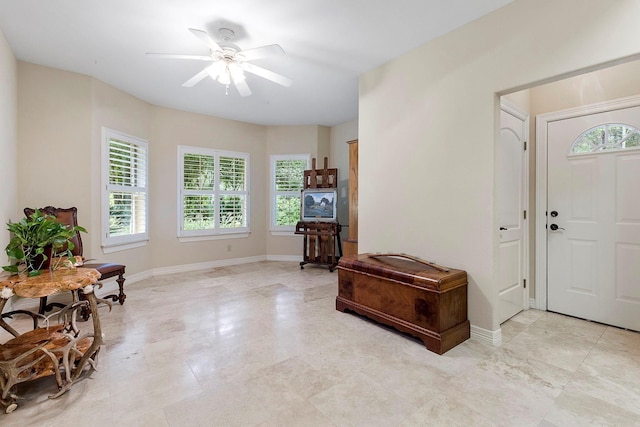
[499,99,530,319]
[535,94,640,310]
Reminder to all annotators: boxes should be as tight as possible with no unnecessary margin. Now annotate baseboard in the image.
[529,298,537,309]
[470,324,503,346]
[151,255,267,277]
[266,255,303,262]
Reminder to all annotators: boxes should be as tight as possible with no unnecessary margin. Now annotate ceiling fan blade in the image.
[188,28,222,52]
[146,53,212,61]
[233,78,252,97]
[238,44,285,62]
[182,68,210,87]
[241,63,293,87]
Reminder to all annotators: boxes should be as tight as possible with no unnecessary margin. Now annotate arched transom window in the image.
[570,123,640,155]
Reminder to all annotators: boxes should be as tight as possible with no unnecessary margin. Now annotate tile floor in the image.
[1,261,639,426]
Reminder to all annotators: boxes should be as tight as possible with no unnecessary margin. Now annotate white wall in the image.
[0,28,17,262]
[359,0,640,331]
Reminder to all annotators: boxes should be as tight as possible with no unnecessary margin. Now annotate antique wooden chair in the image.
[23,207,126,314]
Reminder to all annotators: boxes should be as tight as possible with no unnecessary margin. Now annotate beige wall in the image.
[17,63,93,230]
[90,79,153,272]
[16,63,152,272]
[502,91,530,114]
[529,60,640,117]
[17,64,92,211]
[265,125,329,257]
[359,0,640,331]
[14,61,355,275]
[264,121,358,256]
[0,28,17,257]
[151,107,267,268]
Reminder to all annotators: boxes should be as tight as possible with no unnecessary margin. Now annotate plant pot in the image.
[27,245,53,272]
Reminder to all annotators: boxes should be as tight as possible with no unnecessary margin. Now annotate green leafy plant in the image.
[3,209,87,276]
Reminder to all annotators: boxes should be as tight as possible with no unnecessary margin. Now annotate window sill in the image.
[102,240,147,254]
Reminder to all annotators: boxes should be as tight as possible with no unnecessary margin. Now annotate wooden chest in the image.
[336,253,470,354]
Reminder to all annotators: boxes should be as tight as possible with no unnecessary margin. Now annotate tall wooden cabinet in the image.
[343,139,358,256]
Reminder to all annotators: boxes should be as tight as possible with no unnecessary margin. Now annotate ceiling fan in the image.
[147,28,292,96]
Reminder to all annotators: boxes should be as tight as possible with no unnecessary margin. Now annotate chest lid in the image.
[337,253,467,291]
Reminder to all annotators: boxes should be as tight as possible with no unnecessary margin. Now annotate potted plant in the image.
[2,209,87,276]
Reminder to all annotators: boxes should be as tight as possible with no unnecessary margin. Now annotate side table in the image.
[0,268,104,413]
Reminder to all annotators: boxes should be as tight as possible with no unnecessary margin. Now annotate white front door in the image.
[498,105,528,323]
[547,105,640,331]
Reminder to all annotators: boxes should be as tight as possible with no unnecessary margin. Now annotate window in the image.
[102,128,149,251]
[270,154,310,232]
[570,123,640,155]
[178,146,250,238]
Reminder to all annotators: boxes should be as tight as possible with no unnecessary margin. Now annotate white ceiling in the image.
[0,0,514,126]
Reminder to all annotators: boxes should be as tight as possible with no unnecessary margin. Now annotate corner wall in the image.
[265,125,330,258]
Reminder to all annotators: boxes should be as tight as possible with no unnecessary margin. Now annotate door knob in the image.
[549,224,565,231]
[550,211,558,217]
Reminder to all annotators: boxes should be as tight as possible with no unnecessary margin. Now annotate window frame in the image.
[270,154,310,233]
[101,127,149,252]
[178,145,250,239]
[569,123,640,156]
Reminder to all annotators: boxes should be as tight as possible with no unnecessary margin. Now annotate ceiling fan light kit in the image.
[147,27,292,97]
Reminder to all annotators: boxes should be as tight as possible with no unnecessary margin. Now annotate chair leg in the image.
[103,272,126,305]
[37,296,66,315]
[116,273,126,305]
[38,297,48,315]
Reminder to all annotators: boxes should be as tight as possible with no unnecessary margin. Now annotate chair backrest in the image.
[23,206,84,257]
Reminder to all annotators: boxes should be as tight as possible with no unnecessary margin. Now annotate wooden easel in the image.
[295,157,342,271]
[304,157,338,189]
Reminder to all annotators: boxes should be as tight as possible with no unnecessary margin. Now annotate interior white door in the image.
[498,107,527,323]
[547,106,640,331]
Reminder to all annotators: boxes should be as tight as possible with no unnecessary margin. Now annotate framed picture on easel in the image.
[301,188,338,222]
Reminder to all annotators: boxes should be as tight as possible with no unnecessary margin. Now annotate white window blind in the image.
[179,146,249,237]
[102,128,149,250]
[182,153,215,232]
[219,156,247,229]
[270,154,310,231]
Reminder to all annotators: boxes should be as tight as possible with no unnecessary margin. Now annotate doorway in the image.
[537,95,640,331]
